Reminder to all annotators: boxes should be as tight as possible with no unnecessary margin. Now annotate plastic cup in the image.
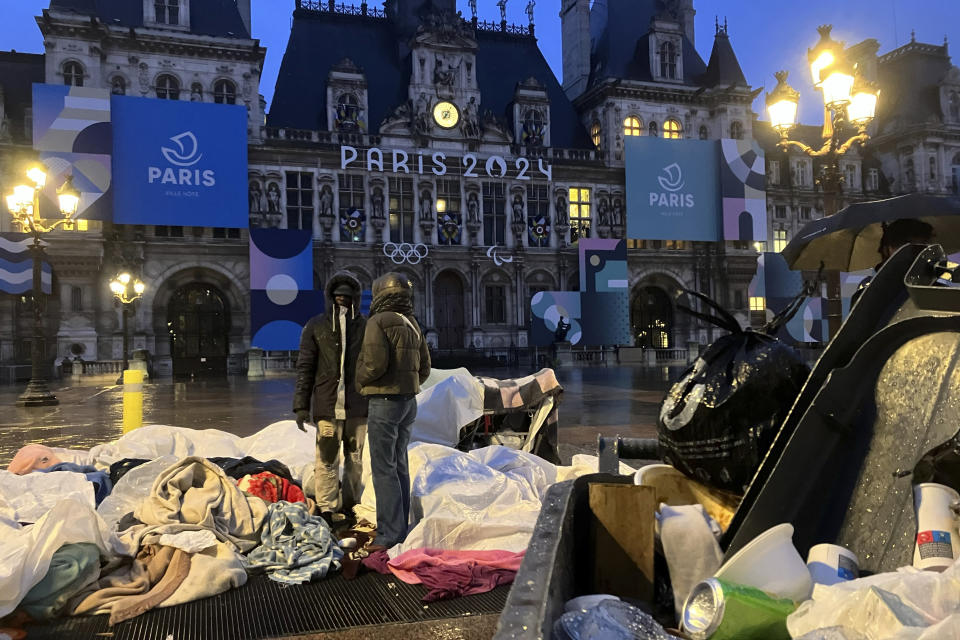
[564,594,620,613]
[714,523,813,603]
[913,482,960,571]
[806,544,859,586]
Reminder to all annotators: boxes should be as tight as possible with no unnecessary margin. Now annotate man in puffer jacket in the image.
[293,271,368,524]
[356,272,431,550]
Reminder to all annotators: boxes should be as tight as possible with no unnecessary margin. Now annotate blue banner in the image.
[112,96,248,227]
[625,137,721,241]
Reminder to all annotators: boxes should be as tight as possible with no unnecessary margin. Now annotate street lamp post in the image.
[765,25,880,339]
[109,272,146,382]
[5,167,80,407]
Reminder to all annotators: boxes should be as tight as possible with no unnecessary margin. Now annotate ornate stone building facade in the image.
[1,0,766,379]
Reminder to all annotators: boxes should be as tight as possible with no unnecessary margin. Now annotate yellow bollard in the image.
[122,369,144,433]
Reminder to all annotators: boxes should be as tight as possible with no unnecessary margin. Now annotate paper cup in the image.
[806,544,859,586]
[715,523,813,603]
[913,482,960,571]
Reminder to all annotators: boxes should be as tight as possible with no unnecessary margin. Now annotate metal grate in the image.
[26,571,509,640]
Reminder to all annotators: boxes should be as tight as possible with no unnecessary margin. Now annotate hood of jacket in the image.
[325,271,363,314]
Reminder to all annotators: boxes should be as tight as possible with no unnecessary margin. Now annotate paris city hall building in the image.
[0,0,763,379]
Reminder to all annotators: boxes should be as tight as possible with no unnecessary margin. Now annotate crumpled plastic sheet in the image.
[0,470,95,524]
[96,455,178,531]
[787,557,960,639]
[0,499,122,618]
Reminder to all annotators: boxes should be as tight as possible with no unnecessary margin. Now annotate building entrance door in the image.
[168,283,229,378]
[433,271,465,349]
[631,286,673,348]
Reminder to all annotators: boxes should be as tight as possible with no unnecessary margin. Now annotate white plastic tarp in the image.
[0,470,95,524]
[410,368,485,447]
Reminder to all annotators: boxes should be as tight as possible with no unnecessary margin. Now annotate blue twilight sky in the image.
[3,0,960,124]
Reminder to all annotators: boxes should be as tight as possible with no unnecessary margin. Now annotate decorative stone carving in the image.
[497,0,507,22]
[371,186,385,219]
[526,0,535,25]
[466,192,480,224]
[555,192,568,226]
[414,92,432,134]
[138,63,149,94]
[461,96,480,139]
[433,55,460,88]
[265,181,282,228]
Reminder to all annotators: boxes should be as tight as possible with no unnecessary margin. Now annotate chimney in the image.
[561,0,590,100]
[236,0,251,36]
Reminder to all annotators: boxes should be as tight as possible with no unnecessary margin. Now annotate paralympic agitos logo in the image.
[147,131,216,187]
[649,162,695,208]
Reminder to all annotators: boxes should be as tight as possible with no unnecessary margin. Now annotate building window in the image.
[482,182,506,246]
[800,206,812,220]
[436,179,461,245]
[774,205,786,219]
[154,0,180,24]
[214,80,236,105]
[62,61,84,87]
[792,160,809,187]
[845,163,858,189]
[285,171,314,230]
[867,167,880,192]
[659,41,677,79]
[339,174,365,241]
[389,177,414,243]
[70,286,83,312]
[154,225,183,237]
[950,91,960,121]
[111,76,126,95]
[729,121,743,140]
[929,156,937,181]
[155,74,180,100]
[649,122,658,137]
[212,228,240,238]
[589,121,601,149]
[485,285,507,324]
[522,109,546,146]
[698,125,708,140]
[527,183,550,248]
[774,228,789,252]
[623,116,642,137]
[569,187,591,242]
[768,160,781,186]
[335,93,361,131]
[750,296,766,312]
[734,290,744,309]
[904,157,915,186]
[663,118,682,139]
[952,153,960,194]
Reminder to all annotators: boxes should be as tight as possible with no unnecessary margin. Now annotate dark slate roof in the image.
[588,0,707,87]
[48,0,250,38]
[0,51,45,144]
[268,10,590,148]
[701,31,747,88]
[876,41,953,134]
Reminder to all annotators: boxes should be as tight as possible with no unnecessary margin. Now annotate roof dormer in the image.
[144,0,190,31]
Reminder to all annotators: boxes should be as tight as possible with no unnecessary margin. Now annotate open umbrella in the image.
[781,194,960,271]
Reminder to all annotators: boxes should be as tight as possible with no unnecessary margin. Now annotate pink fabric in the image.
[361,549,391,574]
[7,445,61,475]
[385,548,525,602]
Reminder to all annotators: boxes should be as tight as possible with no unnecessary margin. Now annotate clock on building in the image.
[432,101,459,129]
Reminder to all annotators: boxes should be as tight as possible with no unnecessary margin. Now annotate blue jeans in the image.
[367,395,417,546]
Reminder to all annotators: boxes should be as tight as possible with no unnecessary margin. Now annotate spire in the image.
[702,17,746,88]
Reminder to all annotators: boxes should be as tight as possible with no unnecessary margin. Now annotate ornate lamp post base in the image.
[16,378,59,407]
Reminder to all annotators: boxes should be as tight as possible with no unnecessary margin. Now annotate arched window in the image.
[110,76,126,95]
[335,93,361,131]
[663,118,683,139]
[950,91,960,121]
[156,74,180,100]
[154,0,180,25]
[590,121,602,149]
[698,125,708,140]
[62,61,84,87]
[659,42,677,79]
[214,79,236,105]
[623,116,642,137]
[730,121,744,140]
[649,121,658,137]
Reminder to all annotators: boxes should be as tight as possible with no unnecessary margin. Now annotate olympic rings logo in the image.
[383,242,429,265]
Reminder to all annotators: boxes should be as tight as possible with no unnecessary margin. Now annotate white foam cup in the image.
[714,523,813,602]
[806,544,859,586]
[913,482,960,571]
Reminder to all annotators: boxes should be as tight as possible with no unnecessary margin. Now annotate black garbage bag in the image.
[658,289,810,493]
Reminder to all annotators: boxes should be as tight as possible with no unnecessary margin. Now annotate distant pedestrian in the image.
[293,271,368,526]
[356,272,431,550]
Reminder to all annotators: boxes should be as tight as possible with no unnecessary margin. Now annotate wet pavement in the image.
[0,365,680,466]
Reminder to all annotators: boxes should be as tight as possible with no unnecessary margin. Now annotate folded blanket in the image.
[243,501,342,585]
[20,543,100,620]
[126,457,267,554]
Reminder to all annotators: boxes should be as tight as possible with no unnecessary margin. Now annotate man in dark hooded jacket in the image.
[293,271,368,522]
[356,272,431,550]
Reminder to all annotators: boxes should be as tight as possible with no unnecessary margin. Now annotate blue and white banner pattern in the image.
[0,234,52,295]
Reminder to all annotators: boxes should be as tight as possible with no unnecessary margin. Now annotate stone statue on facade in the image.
[512,194,525,223]
[371,187,385,219]
[415,92,432,134]
[461,97,480,139]
[318,184,334,219]
[266,182,282,228]
[555,193,568,226]
[469,0,477,19]
[497,0,507,22]
[249,181,263,213]
[525,0,535,25]
[611,198,624,228]
[598,198,610,227]
[419,189,433,220]
[467,192,480,223]
[433,55,459,88]
[138,63,149,94]
[190,83,202,102]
